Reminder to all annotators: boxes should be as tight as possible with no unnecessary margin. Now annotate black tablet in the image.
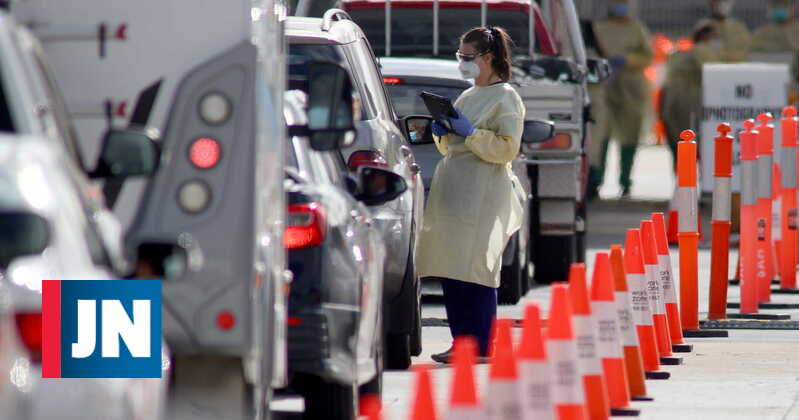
[420,91,458,122]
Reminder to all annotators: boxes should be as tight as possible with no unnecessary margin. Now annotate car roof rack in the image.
[321,9,352,32]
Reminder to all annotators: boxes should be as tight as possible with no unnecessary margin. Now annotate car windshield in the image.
[347,8,536,57]
[386,83,467,117]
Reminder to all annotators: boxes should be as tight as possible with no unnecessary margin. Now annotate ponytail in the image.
[461,26,515,81]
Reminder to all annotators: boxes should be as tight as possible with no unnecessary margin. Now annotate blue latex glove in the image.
[448,109,475,137]
[431,120,449,137]
[608,55,626,70]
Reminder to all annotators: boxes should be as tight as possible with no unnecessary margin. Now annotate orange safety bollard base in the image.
[556,404,588,420]
[672,343,694,353]
[659,356,683,366]
[645,371,670,380]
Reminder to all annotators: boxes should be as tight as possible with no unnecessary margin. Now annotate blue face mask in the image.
[772,7,790,23]
[609,3,629,17]
[409,131,418,141]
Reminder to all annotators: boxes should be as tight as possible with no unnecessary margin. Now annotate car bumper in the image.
[287,306,361,385]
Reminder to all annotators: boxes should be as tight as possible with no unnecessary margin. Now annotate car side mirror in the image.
[402,115,435,145]
[587,58,612,83]
[354,167,408,206]
[91,128,160,178]
[522,119,556,144]
[133,241,197,280]
[0,211,50,269]
[305,61,357,151]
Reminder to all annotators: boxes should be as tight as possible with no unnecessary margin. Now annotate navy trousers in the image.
[434,277,497,357]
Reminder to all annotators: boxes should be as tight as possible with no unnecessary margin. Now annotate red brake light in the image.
[383,77,403,85]
[285,203,326,249]
[15,313,42,362]
[189,137,221,169]
[535,133,572,150]
[347,150,388,171]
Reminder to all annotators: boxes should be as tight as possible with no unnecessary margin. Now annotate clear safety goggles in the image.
[455,51,487,62]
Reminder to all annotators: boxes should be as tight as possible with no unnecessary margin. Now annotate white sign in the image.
[701,63,790,193]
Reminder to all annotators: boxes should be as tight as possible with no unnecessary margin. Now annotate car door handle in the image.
[400,145,413,158]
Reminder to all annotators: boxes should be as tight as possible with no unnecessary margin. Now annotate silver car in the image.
[287,10,426,369]
[0,135,169,420]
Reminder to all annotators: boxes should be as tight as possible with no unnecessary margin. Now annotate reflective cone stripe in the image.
[780,106,798,290]
[773,164,783,274]
[486,319,523,420]
[568,264,610,420]
[641,220,672,357]
[651,212,687,343]
[609,245,648,399]
[708,123,734,320]
[548,284,588,420]
[445,337,482,420]
[624,229,660,372]
[756,113,775,303]
[677,130,700,330]
[518,304,554,420]
[740,119,760,314]
[590,252,632,411]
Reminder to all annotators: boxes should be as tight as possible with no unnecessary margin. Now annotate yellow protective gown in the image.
[697,17,751,62]
[661,43,720,143]
[416,83,525,288]
[594,18,653,147]
[751,21,799,79]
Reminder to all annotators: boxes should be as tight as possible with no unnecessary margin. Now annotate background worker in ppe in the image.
[661,24,720,171]
[593,0,653,198]
[696,0,751,62]
[416,26,525,363]
[751,0,799,81]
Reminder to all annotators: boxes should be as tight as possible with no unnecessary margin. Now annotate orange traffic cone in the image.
[568,264,610,420]
[486,319,523,420]
[548,284,588,420]
[360,394,383,420]
[625,229,670,380]
[640,220,679,365]
[411,365,437,420]
[590,252,640,416]
[518,303,554,420]
[445,337,481,420]
[609,245,651,400]
[651,213,691,353]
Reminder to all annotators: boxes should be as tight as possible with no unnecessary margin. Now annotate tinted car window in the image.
[289,43,374,120]
[386,83,467,117]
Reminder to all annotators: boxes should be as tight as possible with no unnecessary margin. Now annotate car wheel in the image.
[385,332,412,370]
[410,280,422,357]
[295,373,358,420]
[533,234,576,284]
[499,235,523,305]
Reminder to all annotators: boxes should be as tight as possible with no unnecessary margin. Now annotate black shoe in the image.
[431,347,453,364]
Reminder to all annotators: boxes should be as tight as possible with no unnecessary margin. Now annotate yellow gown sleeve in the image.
[464,97,524,164]
[625,22,653,71]
[433,134,449,156]
[721,20,751,62]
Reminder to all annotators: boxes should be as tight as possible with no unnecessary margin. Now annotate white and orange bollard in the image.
[708,123,734,320]
[676,130,701,333]
[779,106,798,290]
[740,119,761,315]
[755,113,775,303]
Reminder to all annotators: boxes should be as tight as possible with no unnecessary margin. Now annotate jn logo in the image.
[42,280,162,378]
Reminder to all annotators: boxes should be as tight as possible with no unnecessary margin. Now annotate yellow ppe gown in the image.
[594,18,653,147]
[751,21,799,79]
[416,83,525,288]
[661,43,720,143]
[697,17,751,62]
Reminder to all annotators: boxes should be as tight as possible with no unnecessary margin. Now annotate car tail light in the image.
[533,133,572,150]
[383,77,403,85]
[15,313,42,362]
[347,150,388,171]
[285,203,326,249]
[189,137,221,169]
[178,179,212,213]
